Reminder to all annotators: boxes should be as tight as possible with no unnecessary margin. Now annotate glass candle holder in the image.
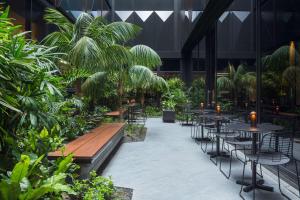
[275,106,279,114]
[216,105,221,115]
[249,111,257,128]
[200,102,204,111]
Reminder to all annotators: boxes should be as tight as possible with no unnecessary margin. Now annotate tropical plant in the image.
[0,7,65,158]
[0,154,76,200]
[162,95,177,110]
[43,9,164,110]
[217,63,256,104]
[72,171,114,200]
[262,44,300,105]
[188,77,205,107]
[163,78,188,107]
[129,66,168,106]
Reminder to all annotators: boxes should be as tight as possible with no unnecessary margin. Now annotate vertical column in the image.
[181,52,193,87]
[25,0,32,38]
[205,23,217,108]
[255,0,261,123]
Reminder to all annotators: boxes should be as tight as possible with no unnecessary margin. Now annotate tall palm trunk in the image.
[140,91,145,107]
[117,79,123,110]
[75,79,82,96]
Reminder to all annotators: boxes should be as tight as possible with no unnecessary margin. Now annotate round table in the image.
[226,122,284,193]
[203,114,233,158]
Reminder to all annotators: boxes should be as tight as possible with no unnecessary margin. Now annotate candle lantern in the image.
[216,105,221,115]
[200,102,204,111]
[249,111,257,128]
[275,105,280,114]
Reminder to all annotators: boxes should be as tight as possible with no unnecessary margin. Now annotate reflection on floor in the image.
[102,118,299,200]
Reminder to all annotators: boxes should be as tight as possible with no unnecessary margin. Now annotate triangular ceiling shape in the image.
[135,11,153,22]
[70,11,83,19]
[91,11,109,17]
[192,11,202,22]
[219,11,229,22]
[98,10,109,17]
[155,11,173,22]
[232,11,250,22]
[115,11,133,21]
[184,11,190,19]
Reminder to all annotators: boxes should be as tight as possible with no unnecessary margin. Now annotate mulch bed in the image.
[111,186,133,200]
[123,126,147,143]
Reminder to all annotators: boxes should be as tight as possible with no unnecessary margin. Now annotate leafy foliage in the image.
[0,154,76,200]
[72,171,114,200]
[188,77,205,107]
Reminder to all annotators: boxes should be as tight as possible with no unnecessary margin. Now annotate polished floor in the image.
[102,118,299,200]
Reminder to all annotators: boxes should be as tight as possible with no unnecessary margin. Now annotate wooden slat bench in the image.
[48,123,126,178]
[105,109,127,118]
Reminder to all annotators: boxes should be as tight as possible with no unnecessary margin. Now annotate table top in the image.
[203,113,233,121]
[225,122,284,133]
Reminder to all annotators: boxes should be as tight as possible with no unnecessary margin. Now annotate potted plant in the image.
[162,94,176,123]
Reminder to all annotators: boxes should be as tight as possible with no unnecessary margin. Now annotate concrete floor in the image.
[102,118,299,200]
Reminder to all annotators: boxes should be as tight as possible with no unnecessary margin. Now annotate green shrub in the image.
[72,171,114,200]
[188,78,205,107]
[0,154,76,200]
[145,106,162,117]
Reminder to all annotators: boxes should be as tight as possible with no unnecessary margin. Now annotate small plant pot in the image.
[162,110,176,123]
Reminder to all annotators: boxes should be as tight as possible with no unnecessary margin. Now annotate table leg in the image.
[207,121,228,158]
[195,124,211,142]
[237,133,274,193]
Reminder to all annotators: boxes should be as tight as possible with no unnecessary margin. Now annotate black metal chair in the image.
[240,132,293,200]
[289,140,300,197]
[219,130,260,179]
[200,117,216,153]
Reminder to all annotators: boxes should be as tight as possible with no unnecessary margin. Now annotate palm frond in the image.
[105,44,132,68]
[107,22,141,43]
[44,8,73,34]
[227,63,236,80]
[130,45,162,69]
[234,64,246,84]
[81,72,106,98]
[42,31,71,53]
[72,12,93,43]
[282,66,300,87]
[129,65,154,88]
[64,68,91,85]
[217,76,234,91]
[69,36,104,70]
[151,75,168,92]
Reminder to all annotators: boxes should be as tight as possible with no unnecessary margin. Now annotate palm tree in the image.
[129,66,168,106]
[43,9,163,109]
[217,63,247,105]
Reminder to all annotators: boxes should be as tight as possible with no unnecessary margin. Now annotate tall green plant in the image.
[44,9,164,109]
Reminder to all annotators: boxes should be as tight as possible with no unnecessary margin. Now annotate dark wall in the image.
[261,0,300,53]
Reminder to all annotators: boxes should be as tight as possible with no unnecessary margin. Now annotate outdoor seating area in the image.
[1,0,300,200]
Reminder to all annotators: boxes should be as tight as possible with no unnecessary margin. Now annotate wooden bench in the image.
[48,123,126,178]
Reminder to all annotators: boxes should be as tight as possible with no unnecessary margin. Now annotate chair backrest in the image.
[259,132,293,160]
[293,141,300,161]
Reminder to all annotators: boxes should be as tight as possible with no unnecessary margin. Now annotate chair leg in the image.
[219,148,234,179]
[277,165,291,200]
[239,161,247,200]
[295,160,300,197]
[256,164,263,178]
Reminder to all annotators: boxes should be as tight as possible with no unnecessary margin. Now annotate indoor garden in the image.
[1,0,300,200]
